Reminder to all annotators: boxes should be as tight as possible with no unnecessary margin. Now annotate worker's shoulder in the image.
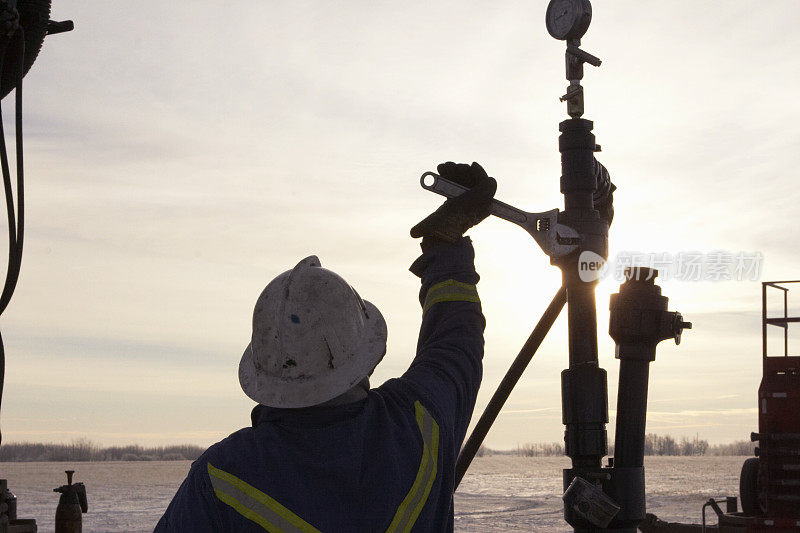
[372,376,422,408]
[373,377,448,431]
[192,426,256,469]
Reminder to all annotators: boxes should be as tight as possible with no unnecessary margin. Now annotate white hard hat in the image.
[239,256,387,408]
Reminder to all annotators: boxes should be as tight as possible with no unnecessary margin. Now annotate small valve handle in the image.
[46,20,74,35]
[567,44,602,67]
[672,313,693,345]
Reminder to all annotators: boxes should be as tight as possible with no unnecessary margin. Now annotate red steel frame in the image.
[757,281,800,522]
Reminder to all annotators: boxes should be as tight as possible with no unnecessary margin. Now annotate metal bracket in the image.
[420,172,580,258]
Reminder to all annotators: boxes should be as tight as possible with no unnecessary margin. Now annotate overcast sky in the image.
[0,1,798,448]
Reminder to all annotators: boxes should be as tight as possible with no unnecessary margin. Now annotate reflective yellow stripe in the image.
[386,401,440,533]
[207,463,321,533]
[422,279,480,313]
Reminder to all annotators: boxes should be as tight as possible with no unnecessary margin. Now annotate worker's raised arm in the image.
[401,162,496,446]
[404,236,485,446]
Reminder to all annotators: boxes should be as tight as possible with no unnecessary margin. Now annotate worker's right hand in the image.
[593,158,616,225]
[410,162,497,243]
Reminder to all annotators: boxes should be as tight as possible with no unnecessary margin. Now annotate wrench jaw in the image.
[550,223,582,258]
[525,210,581,259]
[550,213,610,274]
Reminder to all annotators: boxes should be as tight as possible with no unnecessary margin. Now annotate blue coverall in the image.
[155,237,485,532]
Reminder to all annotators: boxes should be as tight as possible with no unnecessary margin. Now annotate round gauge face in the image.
[545,0,591,40]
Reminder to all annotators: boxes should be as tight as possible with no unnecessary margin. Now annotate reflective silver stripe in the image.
[207,462,320,533]
[386,401,440,532]
[422,279,480,313]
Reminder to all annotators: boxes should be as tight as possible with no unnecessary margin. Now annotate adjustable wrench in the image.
[419,172,580,258]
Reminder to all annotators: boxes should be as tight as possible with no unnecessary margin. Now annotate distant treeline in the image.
[0,434,757,462]
[0,439,205,462]
[477,434,756,457]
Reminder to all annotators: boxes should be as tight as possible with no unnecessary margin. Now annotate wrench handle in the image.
[420,172,529,225]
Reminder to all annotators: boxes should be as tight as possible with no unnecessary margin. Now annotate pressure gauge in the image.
[545,0,592,41]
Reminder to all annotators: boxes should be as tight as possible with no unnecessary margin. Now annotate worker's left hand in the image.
[411,161,497,243]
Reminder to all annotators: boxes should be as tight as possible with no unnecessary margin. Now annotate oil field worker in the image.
[154,161,497,532]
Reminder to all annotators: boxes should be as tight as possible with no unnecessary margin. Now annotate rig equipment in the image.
[419,1,694,531]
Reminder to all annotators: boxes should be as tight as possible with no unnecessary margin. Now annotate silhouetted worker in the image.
[155,160,613,532]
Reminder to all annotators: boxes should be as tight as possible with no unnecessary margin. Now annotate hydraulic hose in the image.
[0,27,25,447]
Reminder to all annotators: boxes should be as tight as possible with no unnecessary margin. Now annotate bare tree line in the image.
[0,438,205,462]
[0,434,756,462]
[477,434,756,457]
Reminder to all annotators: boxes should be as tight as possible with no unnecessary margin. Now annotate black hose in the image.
[0,33,23,314]
[0,27,25,448]
[0,29,23,314]
[0,37,15,267]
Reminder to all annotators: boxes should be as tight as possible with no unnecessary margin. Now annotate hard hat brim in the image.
[238,300,387,408]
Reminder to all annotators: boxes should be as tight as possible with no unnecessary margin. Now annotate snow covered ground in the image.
[454,456,743,531]
[0,456,745,531]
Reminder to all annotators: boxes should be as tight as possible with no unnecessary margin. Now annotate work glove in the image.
[593,158,616,225]
[410,161,497,243]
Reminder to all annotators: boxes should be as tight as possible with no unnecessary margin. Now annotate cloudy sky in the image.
[0,1,798,448]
